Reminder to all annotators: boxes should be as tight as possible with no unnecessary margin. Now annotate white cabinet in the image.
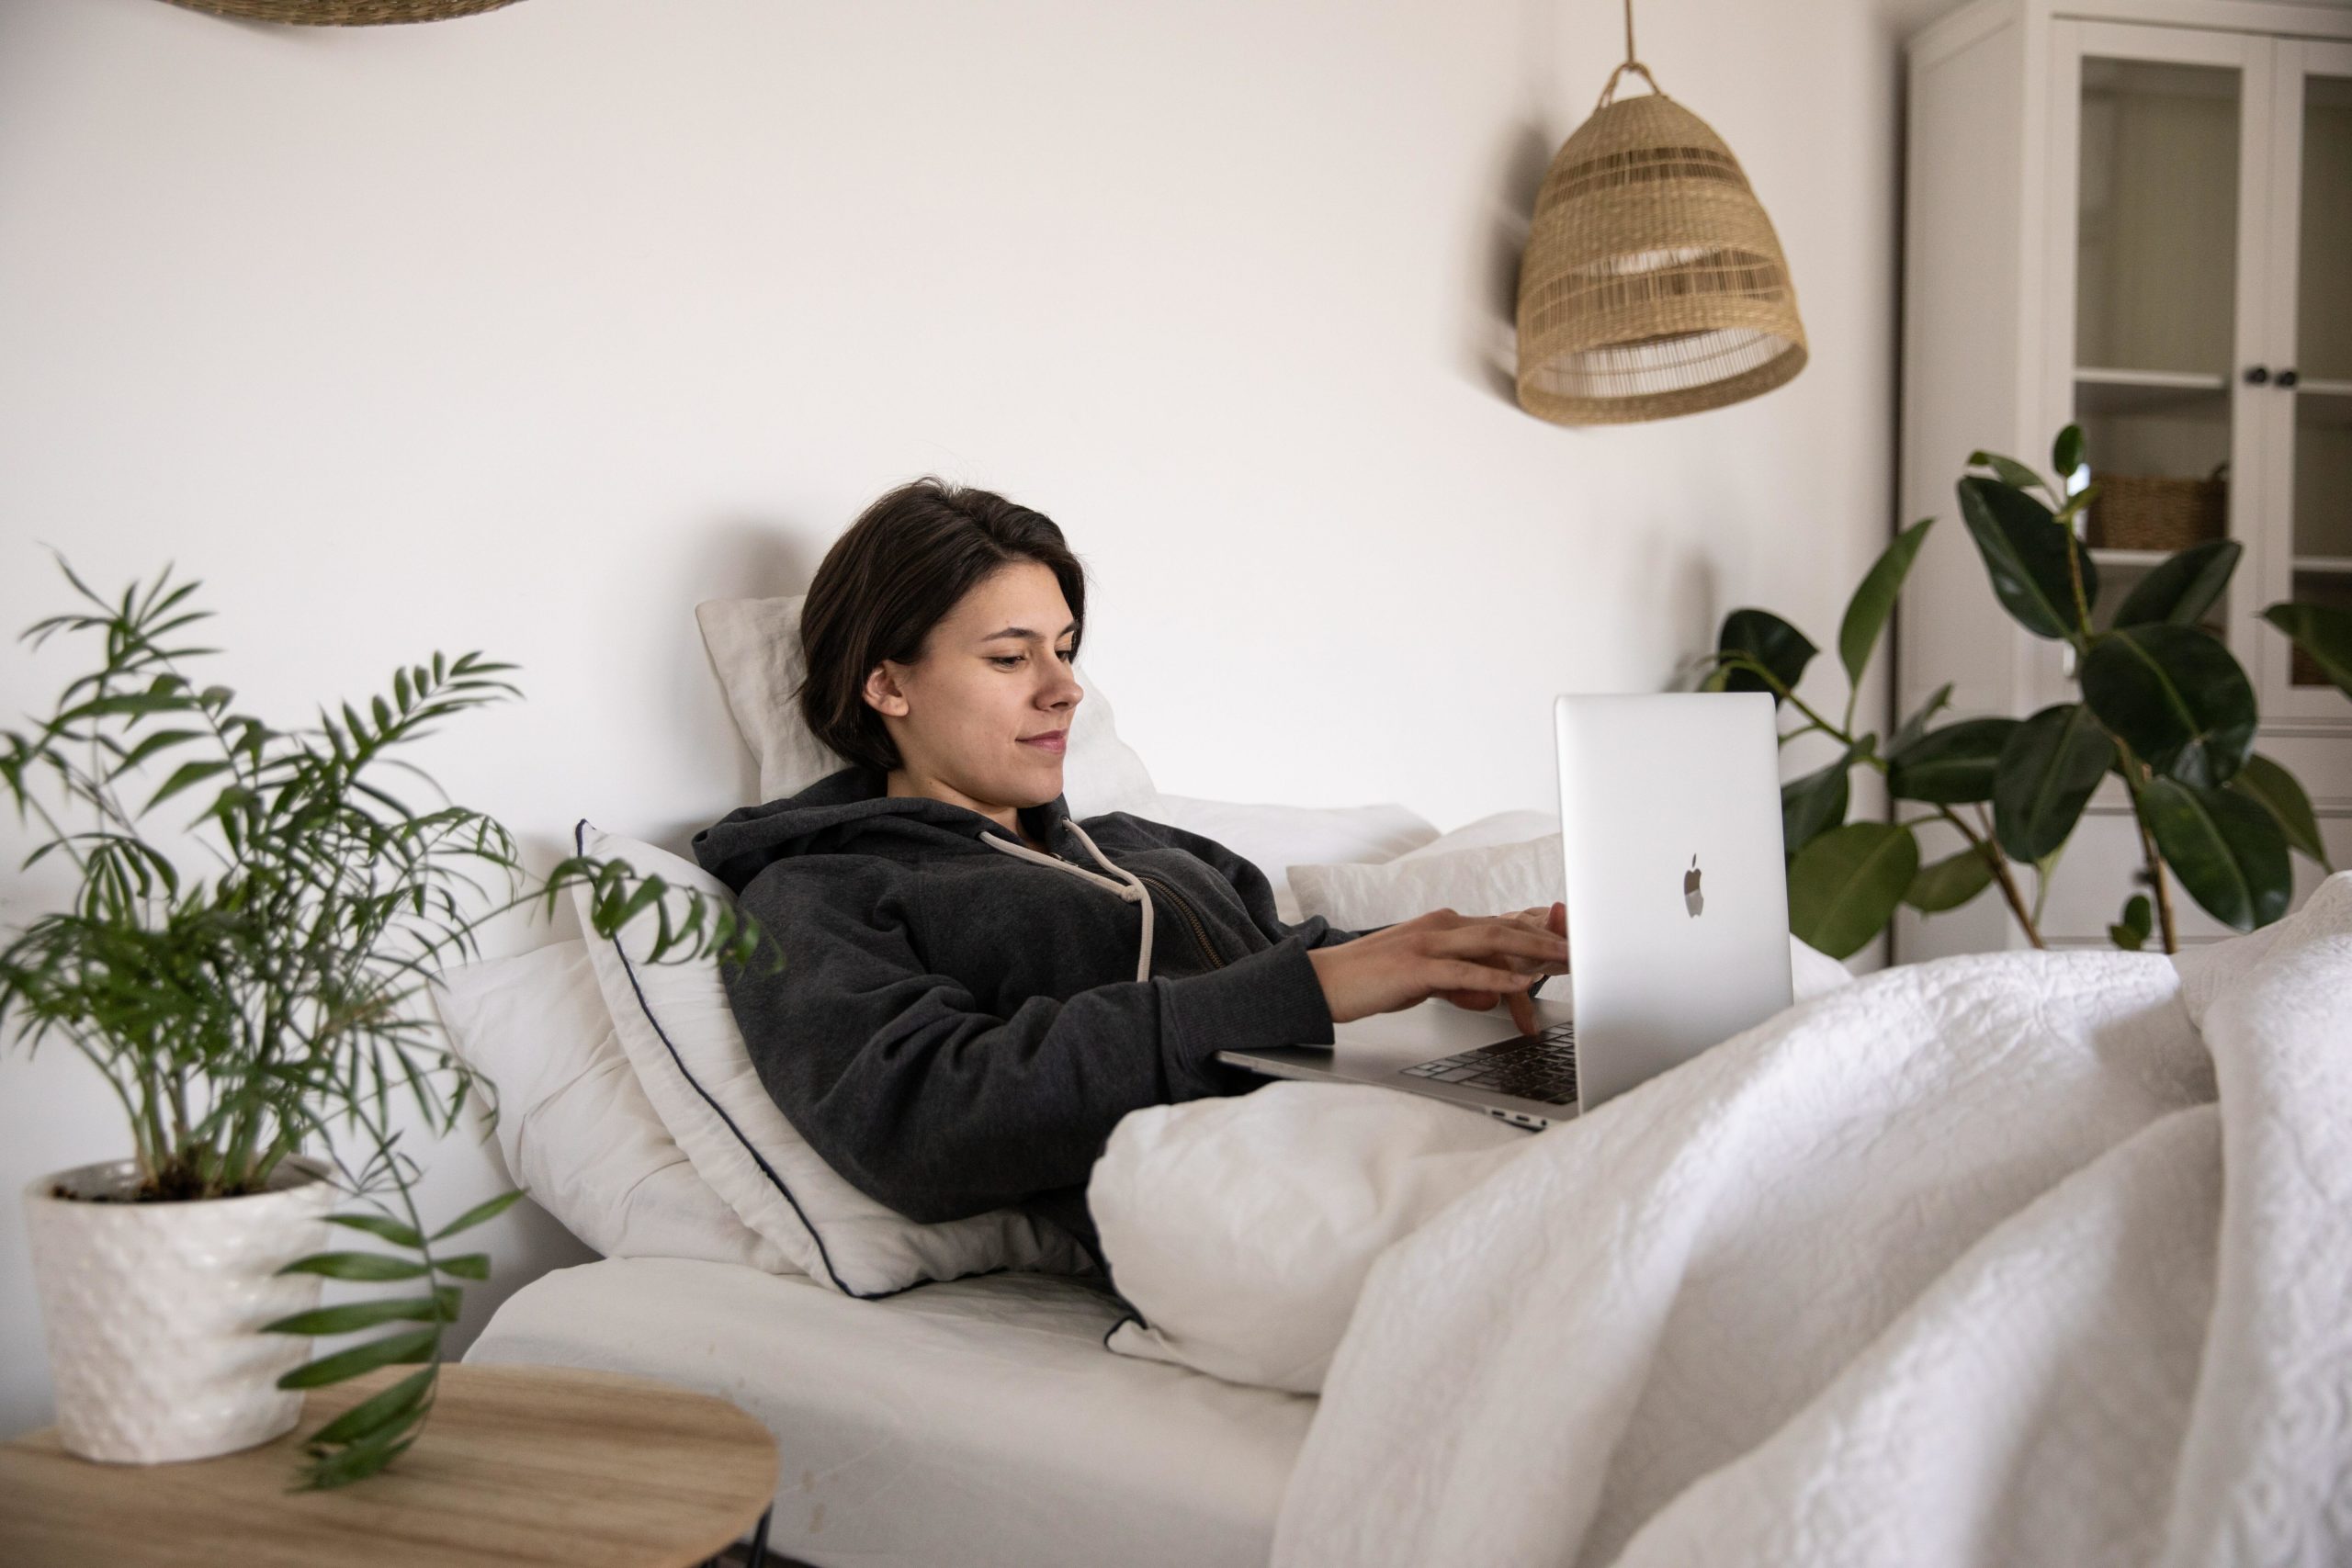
[1895,0,2352,960]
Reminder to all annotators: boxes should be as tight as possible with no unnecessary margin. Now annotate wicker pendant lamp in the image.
[1515,0,1806,424]
[159,0,521,22]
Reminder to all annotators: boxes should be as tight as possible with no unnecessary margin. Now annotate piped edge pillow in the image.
[569,818,1099,1297]
[695,593,1159,817]
[429,939,797,1272]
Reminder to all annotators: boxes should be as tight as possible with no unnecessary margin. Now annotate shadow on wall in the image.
[664,513,826,838]
[1462,118,1561,408]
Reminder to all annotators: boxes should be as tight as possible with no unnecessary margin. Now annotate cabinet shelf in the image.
[2296,379,2352,426]
[2074,367,2230,417]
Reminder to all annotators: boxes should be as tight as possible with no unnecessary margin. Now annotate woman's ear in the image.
[862,662,910,717]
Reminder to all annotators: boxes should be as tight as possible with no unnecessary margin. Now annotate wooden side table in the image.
[0,1361,780,1568]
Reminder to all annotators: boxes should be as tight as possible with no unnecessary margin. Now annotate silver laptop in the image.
[1218,693,1793,1130]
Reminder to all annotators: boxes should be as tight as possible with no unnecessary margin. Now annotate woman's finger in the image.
[1436,959,1536,994]
[1429,922,1567,964]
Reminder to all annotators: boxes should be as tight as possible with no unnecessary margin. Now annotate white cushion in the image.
[569,819,1099,1297]
[1093,1080,1526,1393]
[1288,830,1853,999]
[1398,809,1562,858]
[429,941,797,1272]
[1135,793,1440,924]
[1291,832,1572,937]
[695,594,1159,816]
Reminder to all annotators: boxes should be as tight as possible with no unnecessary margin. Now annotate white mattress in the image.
[463,1257,1316,1568]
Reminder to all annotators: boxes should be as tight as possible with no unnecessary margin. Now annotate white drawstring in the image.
[980,819,1157,982]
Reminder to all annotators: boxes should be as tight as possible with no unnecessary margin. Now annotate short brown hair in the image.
[797,478,1088,775]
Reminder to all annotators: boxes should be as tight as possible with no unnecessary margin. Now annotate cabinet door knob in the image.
[2278,368,2300,389]
[2245,366,2270,385]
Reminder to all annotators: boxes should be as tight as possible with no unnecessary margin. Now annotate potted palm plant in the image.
[2,558,752,1487]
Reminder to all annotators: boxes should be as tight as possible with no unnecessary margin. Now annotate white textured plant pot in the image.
[21,1155,339,1464]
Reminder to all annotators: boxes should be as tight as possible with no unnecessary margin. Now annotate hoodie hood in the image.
[692,764,1159,981]
[694,764,1077,893]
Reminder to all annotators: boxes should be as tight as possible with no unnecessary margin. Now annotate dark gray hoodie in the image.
[690,764,1374,1269]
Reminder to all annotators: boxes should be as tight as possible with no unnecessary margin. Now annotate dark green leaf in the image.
[293,1427,421,1491]
[1904,845,1996,913]
[434,1251,491,1280]
[1889,717,2018,804]
[1956,476,2096,640]
[2140,779,2291,932]
[144,759,232,814]
[1970,450,2054,501]
[109,728,207,778]
[427,1187,527,1241]
[276,1251,431,1282]
[1992,703,2116,862]
[1787,822,1919,960]
[1889,682,1952,758]
[1716,609,1817,705]
[325,1213,424,1249]
[260,1295,458,1337]
[1781,750,1852,859]
[2112,540,2242,630]
[2228,752,2331,869]
[1838,519,1934,687]
[2081,625,2256,788]
[304,1366,436,1449]
[2109,893,2153,950]
[2262,602,2352,699]
[274,1325,441,1390]
[2052,424,2086,480]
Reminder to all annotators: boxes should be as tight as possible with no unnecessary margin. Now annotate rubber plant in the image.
[1703,423,2346,959]
[0,558,759,1488]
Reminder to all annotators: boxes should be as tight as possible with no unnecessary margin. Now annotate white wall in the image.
[0,0,1936,1437]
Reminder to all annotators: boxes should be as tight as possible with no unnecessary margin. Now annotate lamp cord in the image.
[1596,0,1661,109]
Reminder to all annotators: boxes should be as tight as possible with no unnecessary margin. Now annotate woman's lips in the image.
[1021,731,1069,753]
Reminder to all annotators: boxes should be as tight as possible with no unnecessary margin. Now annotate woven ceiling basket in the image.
[160,0,521,22]
[1516,75,1807,425]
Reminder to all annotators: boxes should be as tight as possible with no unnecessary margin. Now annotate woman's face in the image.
[865,561,1083,815]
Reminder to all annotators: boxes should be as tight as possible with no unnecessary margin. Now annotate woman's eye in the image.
[991,649,1075,668]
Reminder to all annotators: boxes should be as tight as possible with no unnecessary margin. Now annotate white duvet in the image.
[1090,874,2352,1567]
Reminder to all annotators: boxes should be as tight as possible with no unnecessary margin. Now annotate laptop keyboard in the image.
[1398,1021,1578,1106]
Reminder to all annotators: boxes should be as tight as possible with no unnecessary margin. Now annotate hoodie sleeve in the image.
[717,856,1338,1226]
[1127,817,1391,950]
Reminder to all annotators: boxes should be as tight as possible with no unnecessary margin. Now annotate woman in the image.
[692,479,1568,1269]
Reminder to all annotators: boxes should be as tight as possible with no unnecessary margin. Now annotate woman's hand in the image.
[1306,903,1568,1030]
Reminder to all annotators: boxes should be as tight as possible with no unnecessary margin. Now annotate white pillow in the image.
[1397,809,1561,858]
[429,941,797,1272]
[569,819,1099,1297]
[1288,831,1853,1000]
[1291,833,1573,938]
[1135,793,1440,924]
[695,594,1159,816]
[1092,1081,1526,1393]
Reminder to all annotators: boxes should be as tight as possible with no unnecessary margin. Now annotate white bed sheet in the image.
[463,1256,1316,1568]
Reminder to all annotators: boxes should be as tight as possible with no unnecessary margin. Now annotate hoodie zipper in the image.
[1133,869,1228,972]
[1057,820,1229,973]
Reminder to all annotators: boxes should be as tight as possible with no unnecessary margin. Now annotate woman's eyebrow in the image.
[978,621,1078,643]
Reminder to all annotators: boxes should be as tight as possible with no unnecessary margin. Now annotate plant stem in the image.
[2128,788,2179,955]
[1932,805,2044,949]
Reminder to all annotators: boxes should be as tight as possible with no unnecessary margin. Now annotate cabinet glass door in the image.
[2281,54,2352,709]
[2069,49,2249,639]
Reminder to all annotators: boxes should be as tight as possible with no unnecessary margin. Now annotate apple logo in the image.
[1683,854,1704,918]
